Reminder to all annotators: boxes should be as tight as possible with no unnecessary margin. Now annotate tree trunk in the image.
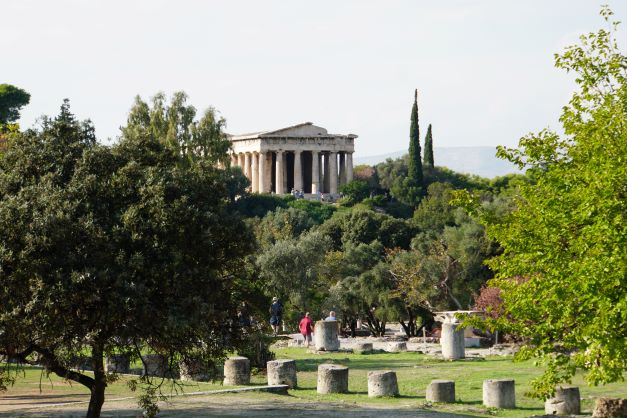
[86,344,107,418]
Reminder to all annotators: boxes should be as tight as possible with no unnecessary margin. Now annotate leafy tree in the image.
[254,207,317,249]
[256,230,332,311]
[408,89,423,195]
[339,179,369,205]
[423,123,434,168]
[287,197,336,224]
[0,100,253,417]
[0,84,30,125]
[468,8,627,398]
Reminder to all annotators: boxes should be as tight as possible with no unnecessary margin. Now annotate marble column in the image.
[282,152,288,193]
[258,151,266,193]
[293,151,303,192]
[275,151,284,194]
[323,153,330,193]
[231,154,238,167]
[329,152,338,194]
[311,151,319,194]
[251,152,259,193]
[339,153,346,186]
[346,152,354,183]
[244,153,251,180]
[237,153,245,169]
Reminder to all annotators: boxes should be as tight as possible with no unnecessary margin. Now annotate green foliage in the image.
[0,98,254,417]
[339,179,370,206]
[256,230,333,310]
[232,193,289,218]
[407,89,423,196]
[287,198,336,224]
[254,206,317,249]
[122,91,231,167]
[469,8,627,399]
[423,123,434,168]
[318,208,414,251]
[0,84,30,124]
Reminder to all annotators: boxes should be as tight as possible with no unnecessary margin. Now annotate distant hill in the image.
[355,146,522,179]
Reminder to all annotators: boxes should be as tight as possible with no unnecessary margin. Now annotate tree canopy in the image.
[0,84,30,125]
[0,97,253,417]
[468,7,626,398]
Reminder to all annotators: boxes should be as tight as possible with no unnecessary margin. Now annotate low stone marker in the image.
[441,323,465,360]
[314,320,340,351]
[426,379,456,403]
[353,342,373,354]
[267,359,298,388]
[593,397,627,417]
[367,370,398,397]
[317,364,348,394]
[105,354,130,374]
[386,341,407,352]
[223,356,250,386]
[545,386,580,415]
[483,379,515,409]
[142,354,169,377]
[179,358,210,382]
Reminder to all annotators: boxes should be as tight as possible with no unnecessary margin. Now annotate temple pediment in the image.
[261,122,328,137]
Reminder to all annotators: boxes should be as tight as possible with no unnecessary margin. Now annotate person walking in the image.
[325,311,337,321]
[298,312,314,347]
[269,297,283,335]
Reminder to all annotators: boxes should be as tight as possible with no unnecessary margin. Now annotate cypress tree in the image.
[423,123,434,168]
[408,89,423,186]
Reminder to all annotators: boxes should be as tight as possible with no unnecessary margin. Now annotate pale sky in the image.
[3,1,626,157]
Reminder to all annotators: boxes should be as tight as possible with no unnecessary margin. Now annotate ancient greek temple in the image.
[229,122,357,195]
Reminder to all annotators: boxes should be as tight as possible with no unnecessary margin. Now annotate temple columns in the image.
[251,152,259,193]
[258,151,267,193]
[339,153,346,186]
[311,151,319,194]
[329,152,338,194]
[346,152,353,183]
[275,151,284,194]
[243,153,251,181]
[294,151,303,192]
[238,153,245,170]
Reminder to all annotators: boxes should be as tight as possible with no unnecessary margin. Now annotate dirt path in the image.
[0,392,476,417]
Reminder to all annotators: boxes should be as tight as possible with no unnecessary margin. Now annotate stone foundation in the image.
[426,380,456,403]
[142,354,169,377]
[386,342,407,352]
[267,359,297,388]
[223,356,250,386]
[105,354,130,374]
[314,320,340,351]
[545,386,580,415]
[317,364,348,394]
[367,371,398,397]
[483,379,515,409]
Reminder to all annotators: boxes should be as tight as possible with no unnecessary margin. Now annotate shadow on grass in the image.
[294,356,432,372]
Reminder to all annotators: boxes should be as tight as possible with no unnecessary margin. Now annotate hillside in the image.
[355,146,523,179]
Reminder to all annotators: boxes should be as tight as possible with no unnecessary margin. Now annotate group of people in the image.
[270,297,337,347]
[290,189,305,199]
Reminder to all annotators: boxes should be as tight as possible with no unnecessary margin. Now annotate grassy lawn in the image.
[1,348,625,417]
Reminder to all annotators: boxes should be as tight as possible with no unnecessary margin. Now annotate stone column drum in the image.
[441,323,465,360]
[179,359,210,382]
[545,386,580,415]
[353,342,373,354]
[317,364,349,394]
[483,379,516,409]
[142,354,169,377]
[387,341,407,352]
[314,320,340,351]
[367,371,399,397]
[105,354,130,374]
[426,380,456,403]
[267,359,298,388]
[223,356,250,386]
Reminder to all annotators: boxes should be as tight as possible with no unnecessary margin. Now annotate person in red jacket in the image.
[298,312,314,347]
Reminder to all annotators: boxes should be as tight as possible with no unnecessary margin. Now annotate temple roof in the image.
[228,122,357,141]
